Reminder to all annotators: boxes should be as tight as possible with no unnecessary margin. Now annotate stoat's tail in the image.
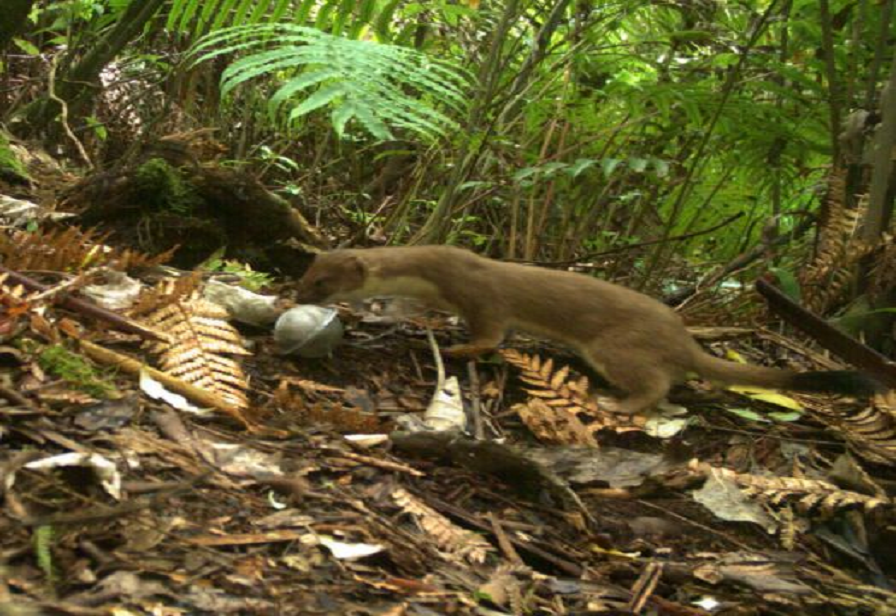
[691,352,884,396]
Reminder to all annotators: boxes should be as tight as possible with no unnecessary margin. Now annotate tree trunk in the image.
[861,43,896,241]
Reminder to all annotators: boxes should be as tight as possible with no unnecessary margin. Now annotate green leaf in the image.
[177,0,203,35]
[629,157,649,172]
[729,386,804,411]
[353,103,393,140]
[13,38,39,55]
[725,408,767,422]
[568,158,596,178]
[768,411,803,422]
[458,180,493,191]
[601,158,622,176]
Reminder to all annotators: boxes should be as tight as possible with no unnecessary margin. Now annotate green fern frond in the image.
[190,24,471,141]
[211,0,240,31]
[374,0,403,42]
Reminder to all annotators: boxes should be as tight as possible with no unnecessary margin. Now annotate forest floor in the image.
[1,154,895,616]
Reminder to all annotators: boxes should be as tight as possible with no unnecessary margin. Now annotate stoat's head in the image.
[295,251,368,304]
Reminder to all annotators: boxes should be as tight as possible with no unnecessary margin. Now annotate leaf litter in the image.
[0,186,895,615]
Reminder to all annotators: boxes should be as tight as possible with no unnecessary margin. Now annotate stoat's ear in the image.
[345,253,368,280]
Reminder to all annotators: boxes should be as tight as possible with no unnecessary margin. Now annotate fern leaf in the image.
[373,0,402,42]
[353,101,393,140]
[177,0,203,35]
[349,0,378,39]
[295,0,317,23]
[198,0,222,34]
[233,0,257,27]
[166,0,188,31]
[315,0,339,30]
[290,82,346,119]
[210,0,240,31]
[271,0,291,22]
[331,100,356,137]
[331,0,355,36]
[221,48,318,95]
[249,0,273,25]
[270,69,340,111]
[190,23,469,141]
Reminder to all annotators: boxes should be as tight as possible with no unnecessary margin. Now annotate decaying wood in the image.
[756,276,896,388]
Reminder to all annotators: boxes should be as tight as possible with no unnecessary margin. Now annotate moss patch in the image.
[38,344,116,398]
[134,157,201,215]
[0,131,29,182]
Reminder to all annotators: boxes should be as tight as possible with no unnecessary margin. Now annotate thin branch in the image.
[512,211,745,268]
[47,55,92,169]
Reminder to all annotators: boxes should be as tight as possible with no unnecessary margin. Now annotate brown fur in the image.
[295,246,883,414]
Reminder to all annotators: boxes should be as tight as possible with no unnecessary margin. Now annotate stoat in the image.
[295,246,883,414]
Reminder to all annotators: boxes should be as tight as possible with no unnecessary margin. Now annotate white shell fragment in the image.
[203,280,281,327]
[274,305,344,358]
[23,453,122,500]
[317,536,384,560]
[423,376,466,431]
[343,434,390,448]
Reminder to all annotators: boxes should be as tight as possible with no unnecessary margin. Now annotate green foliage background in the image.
[4,0,894,289]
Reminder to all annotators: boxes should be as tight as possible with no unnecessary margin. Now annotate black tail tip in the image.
[790,371,887,397]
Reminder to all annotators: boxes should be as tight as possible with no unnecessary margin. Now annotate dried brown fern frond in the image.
[698,464,891,517]
[392,488,492,564]
[128,272,202,318]
[0,226,174,273]
[142,296,250,410]
[800,172,875,313]
[809,392,896,466]
[273,381,382,433]
[0,273,36,337]
[501,349,644,444]
[513,399,599,446]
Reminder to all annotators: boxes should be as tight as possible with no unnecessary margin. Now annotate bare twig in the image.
[29,267,99,302]
[488,511,524,565]
[467,360,485,439]
[0,264,168,342]
[510,211,745,268]
[47,54,93,169]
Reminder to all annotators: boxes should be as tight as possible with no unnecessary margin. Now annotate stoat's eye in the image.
[314,278,327,288]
